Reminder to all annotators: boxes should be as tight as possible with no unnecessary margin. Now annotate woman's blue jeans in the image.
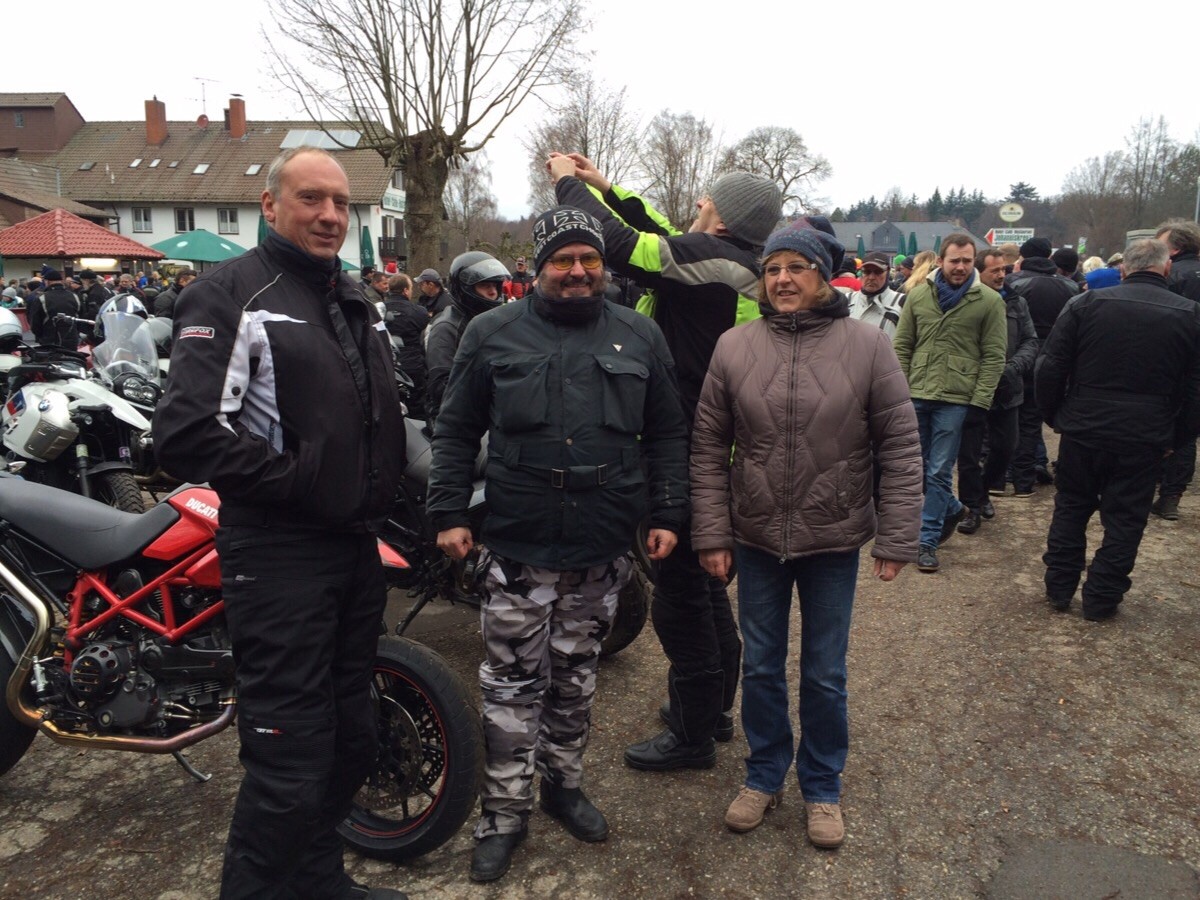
[733,545,859,804]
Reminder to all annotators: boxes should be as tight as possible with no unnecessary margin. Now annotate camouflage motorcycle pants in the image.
[474,553,630,838]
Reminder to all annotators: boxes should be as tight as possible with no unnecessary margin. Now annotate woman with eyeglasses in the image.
[690,222,922,849]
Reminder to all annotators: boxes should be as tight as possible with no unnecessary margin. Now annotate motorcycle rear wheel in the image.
[0,646,37,777]
[93,471,146,514]
[339,636,482,862]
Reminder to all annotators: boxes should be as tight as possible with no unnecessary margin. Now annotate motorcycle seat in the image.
[0,477,179,570]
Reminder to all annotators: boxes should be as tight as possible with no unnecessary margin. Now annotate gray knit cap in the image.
[762,222,844,282]
[709,173,783,247]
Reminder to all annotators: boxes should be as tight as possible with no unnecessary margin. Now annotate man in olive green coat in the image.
[893,234,1007,573]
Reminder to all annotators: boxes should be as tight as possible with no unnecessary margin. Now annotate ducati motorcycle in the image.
[381,419,653,657]
[0,476,483,862]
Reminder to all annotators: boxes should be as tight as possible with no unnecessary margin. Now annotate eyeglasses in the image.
[763,261,820,278]
[547,253,604,271]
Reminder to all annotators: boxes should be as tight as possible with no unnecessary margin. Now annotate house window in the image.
[175,208,195,233]
[192,163,210,175]
[148,159,161,168]
[245,164,262,176]
[130,158,143,168]
[14,112,24,128]
[132,208,153,233]
[391,170,404,190]
[218,208,239,235]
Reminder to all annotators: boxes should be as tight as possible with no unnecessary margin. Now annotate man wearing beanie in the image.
[548,151,782,773]
[893,234,1006,573]
[1004,237,1081,495]
[28,266,82,348]
[427,204,689,883]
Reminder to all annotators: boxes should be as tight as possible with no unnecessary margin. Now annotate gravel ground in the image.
[2,455,1198,899]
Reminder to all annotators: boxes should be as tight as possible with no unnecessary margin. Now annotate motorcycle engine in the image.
[68,641,160,729]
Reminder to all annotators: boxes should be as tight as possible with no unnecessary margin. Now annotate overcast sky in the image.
[15,0,1200,225]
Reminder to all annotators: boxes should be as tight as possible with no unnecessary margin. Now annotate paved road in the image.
[2,473,1198,898]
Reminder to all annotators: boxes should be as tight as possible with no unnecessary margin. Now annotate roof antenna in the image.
[192,77,218,117]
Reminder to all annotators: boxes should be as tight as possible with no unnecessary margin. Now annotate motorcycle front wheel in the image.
[93,470,146,513]
[340,636,482,862]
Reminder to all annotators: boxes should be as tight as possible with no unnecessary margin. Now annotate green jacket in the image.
[893,273,1007,409]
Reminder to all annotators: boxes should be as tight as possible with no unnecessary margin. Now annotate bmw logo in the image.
[37,399,51,412]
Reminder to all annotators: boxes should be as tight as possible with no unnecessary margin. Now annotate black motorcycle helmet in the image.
[448,251,508,318]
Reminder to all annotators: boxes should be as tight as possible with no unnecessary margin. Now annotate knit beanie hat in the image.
[1051,247,1079,273]
[1019,237,1052,259]
[709,173,783,247]
[761,222,845,282]
[532,206,605,274]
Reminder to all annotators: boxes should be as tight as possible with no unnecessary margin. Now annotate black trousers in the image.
[1012,382,1047,491]
[650,527,741,744]
[956,404,1019,510]
[1160,437,1196,496]
[216,526,386,900]
[1043,436,1162,617]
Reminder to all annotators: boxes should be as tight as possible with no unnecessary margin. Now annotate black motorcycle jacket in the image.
[154,231,407,531]
[426,292,690,569]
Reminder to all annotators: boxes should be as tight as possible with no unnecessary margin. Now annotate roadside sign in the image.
[999,203,1024,223]
[987,227,1035,245]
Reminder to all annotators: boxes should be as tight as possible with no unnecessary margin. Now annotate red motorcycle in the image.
[0,475,482,862]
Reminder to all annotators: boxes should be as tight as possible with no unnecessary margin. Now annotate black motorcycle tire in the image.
[339,636,482,862]
[0,648,37,777]
[93,471,146,514]
[600,555,651,658]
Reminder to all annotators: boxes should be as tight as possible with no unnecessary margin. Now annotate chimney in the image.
[227,96,246,140]
[145,97,168,146]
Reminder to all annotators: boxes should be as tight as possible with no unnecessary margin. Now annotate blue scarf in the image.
[935,270,973,313]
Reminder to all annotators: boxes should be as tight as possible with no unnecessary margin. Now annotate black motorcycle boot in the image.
[658,702,734,742]
[624,729,717,771]
[469,829,527,883]
[539,780,608,842]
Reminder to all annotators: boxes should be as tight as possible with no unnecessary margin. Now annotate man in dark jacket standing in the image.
[427,206,689,883]
[955,248,1038,534]
[548,151,783,772]
[1005,237,1081,494]
[1037,239,1200,620]
[1150,220,1200,519]
[28,267,81,347]
[153,147,407,900]
[152,267,196,318]
[414,268,451,317]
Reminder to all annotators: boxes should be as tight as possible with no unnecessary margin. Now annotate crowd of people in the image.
[138,143,1198,899]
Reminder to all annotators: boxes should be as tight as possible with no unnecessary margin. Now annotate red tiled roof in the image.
[0,208,164,259]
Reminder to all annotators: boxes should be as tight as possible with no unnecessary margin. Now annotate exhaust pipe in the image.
[1,559,235,752]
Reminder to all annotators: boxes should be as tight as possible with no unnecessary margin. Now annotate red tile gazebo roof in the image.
[0,208,163,260]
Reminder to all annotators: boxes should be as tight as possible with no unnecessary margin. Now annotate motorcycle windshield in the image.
[92,313,160,384]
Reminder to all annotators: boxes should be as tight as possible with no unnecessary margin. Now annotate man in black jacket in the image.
[414,268,451,317]
[153,147,407,900]
[1150,221,1200,519]
[1005,237,1080,494]
[548,151,782,773]
[151,267,196,318]
[955,248,1038,534]
[27,267,80,347]
[427,206,689,883]
[384,272,429,418]
[1036,239,1200,620]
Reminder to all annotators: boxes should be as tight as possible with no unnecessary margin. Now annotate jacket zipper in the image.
[781,318,798,563]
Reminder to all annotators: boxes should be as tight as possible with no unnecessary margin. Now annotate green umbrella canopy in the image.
[855,235,866,258]
[933,235,942,254]
[360,225,375,269]
[257,214,268,244]
[341,258,360,272]
[151,229,248,263]
[907,232,918,256]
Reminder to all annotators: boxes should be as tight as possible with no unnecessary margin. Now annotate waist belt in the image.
[497,443,640,490]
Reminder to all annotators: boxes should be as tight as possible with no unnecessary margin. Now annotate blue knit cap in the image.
[761,222,845,282]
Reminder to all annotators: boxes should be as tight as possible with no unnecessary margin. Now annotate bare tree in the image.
[444,153,499,252]
[266,0,577,271]
[715,126,830,214]
[524,74,642,213]
[638,111,721,229]
[1121,116,1176,225]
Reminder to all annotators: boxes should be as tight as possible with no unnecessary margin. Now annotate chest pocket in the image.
[490,354,551,433]
[595,353,649,434]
